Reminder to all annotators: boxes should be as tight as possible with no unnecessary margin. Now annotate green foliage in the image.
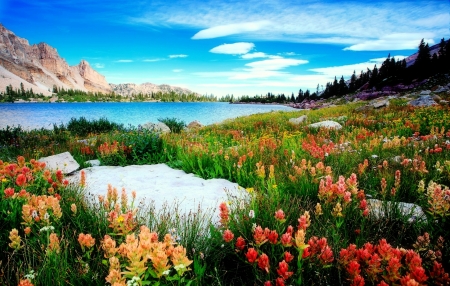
[158,117,186,134]
[66,117,124,137]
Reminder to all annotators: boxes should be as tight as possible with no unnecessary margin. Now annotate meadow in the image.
[0,98,449,285]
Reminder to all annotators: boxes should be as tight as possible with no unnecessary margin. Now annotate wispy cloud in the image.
[241,52,268,59]
[344,33,436,51]
[172,69,183,72]
[132,0,449,50]
[143,58,165,62]
[93,63,105,68]
[210,42,255,55]
[192,20,271,39]
[169,54,188,58]
[246,58,308,71]
[115,59,133,63]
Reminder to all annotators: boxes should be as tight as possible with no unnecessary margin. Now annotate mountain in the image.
[109,82,196,97]
[0,24,111,95]
[0,24,197,98]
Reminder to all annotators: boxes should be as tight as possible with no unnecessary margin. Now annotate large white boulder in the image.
[141,122,171,133]
[38,152,80,174]
[288,115,307,125]
[308,120,342,130]
[69,164,246,223]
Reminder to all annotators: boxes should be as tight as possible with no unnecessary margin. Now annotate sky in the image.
[1,0,449,97]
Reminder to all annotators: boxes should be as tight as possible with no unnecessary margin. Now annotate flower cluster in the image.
[102,225,193,284]
[21,194,63,227]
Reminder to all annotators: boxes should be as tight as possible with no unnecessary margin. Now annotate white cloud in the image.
[132,1,449,49]
[344,33,436,51]
[241,52,268,59]
[115,60,133,63]
[210,42,255,55]
[172,69,183,72]
[309,56,407,78]
[169,54,188,58]
[245,58,308,71]
[93,63,105,68]
[143,58,165,62]
[192,20,271,39]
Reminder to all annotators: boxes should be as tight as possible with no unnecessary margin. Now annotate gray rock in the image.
[367,199,427,223]
[38,152,80,174]
[288,115,307,125]
[141,122,171,133]
[433,86,448,93]
[439,100,449,106]
[187,120,203,129]
[308,120,342,130]
[408,95,437,107]
[85,159,101,167]
[419,90,431,95]
[432,94,442,102]
[372,99,390,109]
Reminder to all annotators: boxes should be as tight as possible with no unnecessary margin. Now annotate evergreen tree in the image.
[414,39,431,79]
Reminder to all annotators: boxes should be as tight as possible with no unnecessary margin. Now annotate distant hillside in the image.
[110,82,196,97]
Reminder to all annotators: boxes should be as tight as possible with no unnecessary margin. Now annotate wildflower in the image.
[8,228,22,250]
[277,260,293,280]
[171,245,193,276]
[332,202,343,217]
[78,233,96,250]
[47,233,60,253]
[253,226,268,246]
[18,279,34,286]
[281,232,293,247]
[71,203,77,215]
[4,187,14,198]
[24,227,31,235]
[219,202,229,227]
[236,236,246,250]
[223,229,234,243]
[284,251,294,263]
[16,173,27,187]
[264,281,273,286]
[294,229,308,250]
[258,253,270,273]
[274,209,286,222]
[297,211,311,231]
[276,277,285,286]
[315,203,323,216]
[249,210,255,219]
[268,230,279,244]
[245,248,258,263]
[39,226,55,233]
[102,235,118,258]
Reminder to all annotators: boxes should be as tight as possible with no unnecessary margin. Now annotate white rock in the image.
[69,164,246,223]
[308,120,342,130]
[141,122,171,133]
[419,90,431,95]
[367,199,427,223]
[39,152,80,174]
[288,115,307,125]
[85,159,101,167]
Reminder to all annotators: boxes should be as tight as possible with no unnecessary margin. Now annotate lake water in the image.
[0,102,295,130]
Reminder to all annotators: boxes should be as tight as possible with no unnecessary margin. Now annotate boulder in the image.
[68,164,246,223]
[141,122,171,133]
[38,152,80,174]
[372,99,390,109]
[433,86,449,93]
[439,100,449,106]
[419,90,431,96]
[288,115,307,125]
[187,120,203,129]
[367,199,427,223]
[408,95,437,107]
[85,159,101,167]
[308,120,342,130]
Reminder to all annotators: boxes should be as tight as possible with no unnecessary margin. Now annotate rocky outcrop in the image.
[0,23,111,94]
[308,120,342,130]
[110,82,195,97]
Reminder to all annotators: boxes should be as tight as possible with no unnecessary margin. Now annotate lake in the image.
[0,102,296,130]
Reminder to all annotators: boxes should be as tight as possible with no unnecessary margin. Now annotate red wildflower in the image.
[268,230,279,244]
[352,275,365,286]
[281,232,292,247]
[277,260,293,280]
[377,281,389,286]
[286,225,293,235]
[429,261,450,284]
[223,229,234,243]
[347,261,361,278]
[274,209,285,221]
[4,187,14,198]
[319,245,334,264]
[302,247,311,259]
[284,251,294,263]
[235,236,246,250]
[16,174,26,187]
[56,170,63,183]
[219,202,229,227]
[409,267,427,283]
[258,253,270,273]
[253,226,268,246]
[264,281,273,286]
[275,278,285,286]
[246,248,258,263]
[399,275,419,286]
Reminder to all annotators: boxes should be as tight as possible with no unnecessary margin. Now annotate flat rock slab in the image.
[69,164,244,222]
[308,120,342,130]
[39,152,80,174]
[367,199,427,223]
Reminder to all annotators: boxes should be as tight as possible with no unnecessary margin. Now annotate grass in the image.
[1,99,450,285]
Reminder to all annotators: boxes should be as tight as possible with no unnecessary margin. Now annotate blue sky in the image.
[1,0,449,97]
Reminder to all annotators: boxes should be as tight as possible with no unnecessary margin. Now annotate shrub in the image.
[158,117,186,134]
